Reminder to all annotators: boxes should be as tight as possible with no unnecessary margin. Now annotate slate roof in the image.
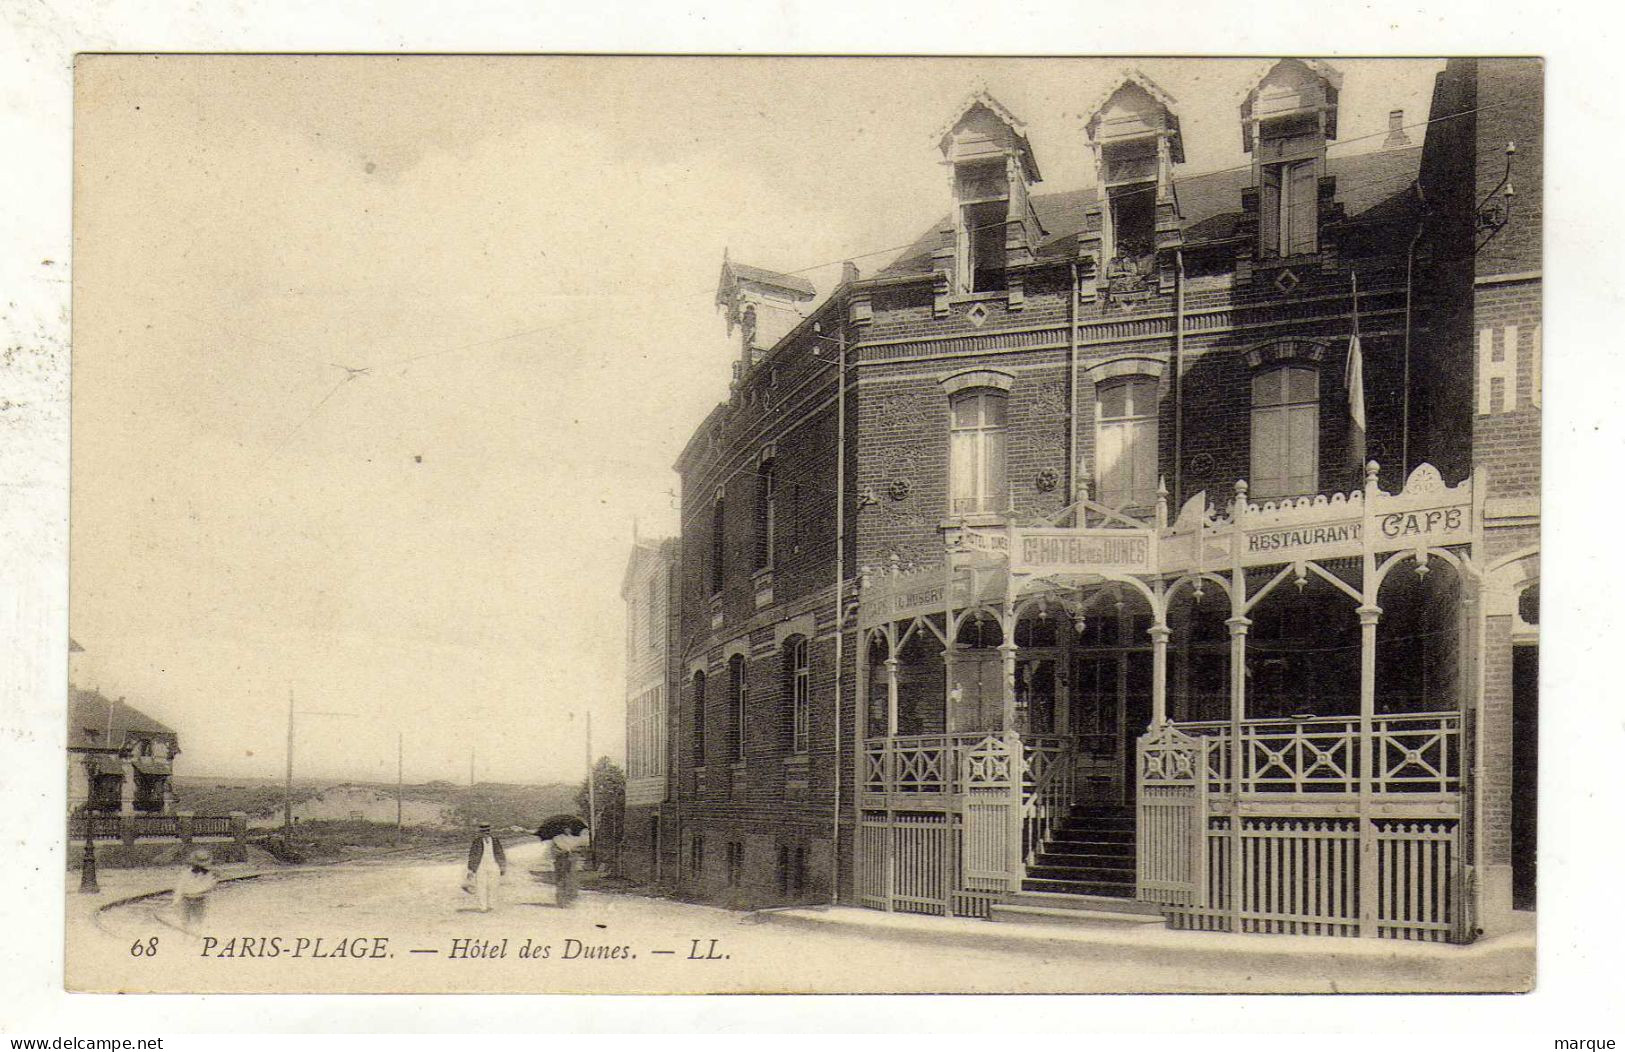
[68,686,178,751]
[876,145,1423,280]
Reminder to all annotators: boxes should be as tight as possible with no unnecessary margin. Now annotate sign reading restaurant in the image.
[1247,520,1362,555]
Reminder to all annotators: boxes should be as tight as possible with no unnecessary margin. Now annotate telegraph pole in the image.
[283,689,294,830]
[396,732,404,844]
[282,691,355,832]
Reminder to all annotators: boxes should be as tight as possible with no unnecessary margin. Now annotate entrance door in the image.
[1512,645,1538,911]
[1123,652,1153,804]
[1073,656,1122,802]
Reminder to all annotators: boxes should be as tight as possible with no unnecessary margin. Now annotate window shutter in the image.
[1132,417,1158,506]
[1251,407,1286,497]
[950,429,976,512]
[1259,165,1282,258]
[1286,403,1319,495]
[985,426,1008,512]
[1098,421,1127,507]
[1286,161,1319,256]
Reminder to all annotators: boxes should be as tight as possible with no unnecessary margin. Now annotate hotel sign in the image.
[1012,528,1155,575]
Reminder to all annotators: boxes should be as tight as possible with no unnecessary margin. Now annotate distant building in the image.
[290,784,454,827]
[67,685,181,814]
[619,535,679,886]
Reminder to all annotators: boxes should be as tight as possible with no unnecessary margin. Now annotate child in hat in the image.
[172,848,217,933]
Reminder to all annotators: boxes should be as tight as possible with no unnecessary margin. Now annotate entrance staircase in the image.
[1023,804,1137,897]
[989,804,1164,929]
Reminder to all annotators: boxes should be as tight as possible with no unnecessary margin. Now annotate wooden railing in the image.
[69,811,246,842]
[1172,712,1461,794]
[1020,736,1077,866]
[862,732,1086,800]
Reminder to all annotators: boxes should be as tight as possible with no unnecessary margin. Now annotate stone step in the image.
[1034,851,1136,871]
[1017,876,1141,898]
[988,902,1167,930]
[1006,889,1164,916]
[1025,865,1137,886]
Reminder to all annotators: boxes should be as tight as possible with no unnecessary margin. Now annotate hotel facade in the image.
[632,58,1540,942]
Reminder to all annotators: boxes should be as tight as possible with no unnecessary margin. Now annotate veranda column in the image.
[1148,623,1171,726]
[884,656,900,737]
[1001,611,1023,890]
[1357,460,1382,938]
[1225,479,1249,932]
[1357,603,1382,937]
[1225,613,1250,932]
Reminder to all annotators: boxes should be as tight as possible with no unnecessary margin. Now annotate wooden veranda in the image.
[853,462,1484,942]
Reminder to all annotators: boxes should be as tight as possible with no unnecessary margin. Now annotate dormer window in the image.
[1260,157,1318,258]
[956,159,1011,294]
[935,91,1043,300]
[1107,182,1156,271]
[1242,60,1341,260]
[1080,73,1184,289]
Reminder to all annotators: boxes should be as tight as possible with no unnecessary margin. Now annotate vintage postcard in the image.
[64,53,1540,995]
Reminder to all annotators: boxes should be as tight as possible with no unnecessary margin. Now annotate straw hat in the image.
[187,848,214,869]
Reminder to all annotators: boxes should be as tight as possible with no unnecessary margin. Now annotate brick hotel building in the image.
[622,58,1541,942]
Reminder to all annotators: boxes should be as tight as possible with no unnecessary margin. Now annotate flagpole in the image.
[1346,271,1368,488]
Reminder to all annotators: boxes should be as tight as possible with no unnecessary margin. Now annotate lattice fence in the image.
[1163,816,1461,941]
[857,810,996,919]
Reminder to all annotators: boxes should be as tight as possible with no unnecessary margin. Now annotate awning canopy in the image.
[84,755,124,777]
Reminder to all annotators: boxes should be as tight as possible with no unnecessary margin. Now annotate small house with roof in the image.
[68,685,181,814]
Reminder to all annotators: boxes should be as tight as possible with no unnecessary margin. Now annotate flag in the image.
[1345,273,1368,482]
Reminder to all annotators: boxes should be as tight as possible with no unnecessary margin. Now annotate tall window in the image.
[949,389,1009,515]
[1251,365,1319,499]
[729,654,747,762]
[964,201,1008,292]
[646,574,660,649]
[709,492,725,595]
[691,671,706,766]
[957,161,1009,293]
[1096,377,1159,508]
[789,636,811,754]
[1108,182,1156,268]
[1260,159,1318,258]
[754,458,776,571]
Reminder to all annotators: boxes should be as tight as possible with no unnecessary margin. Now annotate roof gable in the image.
[68,687,178,750]
[936,89,1042,183]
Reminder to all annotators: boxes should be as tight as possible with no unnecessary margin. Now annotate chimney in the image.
[1384,109,1412,149]
[841,260,860,286]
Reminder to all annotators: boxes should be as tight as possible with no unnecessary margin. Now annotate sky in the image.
[68,56,1445,785]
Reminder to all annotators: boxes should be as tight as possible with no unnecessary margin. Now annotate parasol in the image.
[534,814,587,840]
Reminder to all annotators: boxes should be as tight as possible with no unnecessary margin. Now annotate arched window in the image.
[786,636,810,754]
[729,654,747,762]
[691,671,706,766]
[949,389,1008,515]
[1251,365,1319,499]
[755,457,777,572]
[1096,377,1159,509]
[710,491,726,595]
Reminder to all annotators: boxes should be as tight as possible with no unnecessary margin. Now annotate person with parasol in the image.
[534,814,589,907]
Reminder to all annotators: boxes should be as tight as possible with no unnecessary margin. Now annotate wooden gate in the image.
[961,734,1017,894]
[1136,723,1207,908]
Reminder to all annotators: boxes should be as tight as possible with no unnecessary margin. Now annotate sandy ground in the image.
[66,839,1534,994]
